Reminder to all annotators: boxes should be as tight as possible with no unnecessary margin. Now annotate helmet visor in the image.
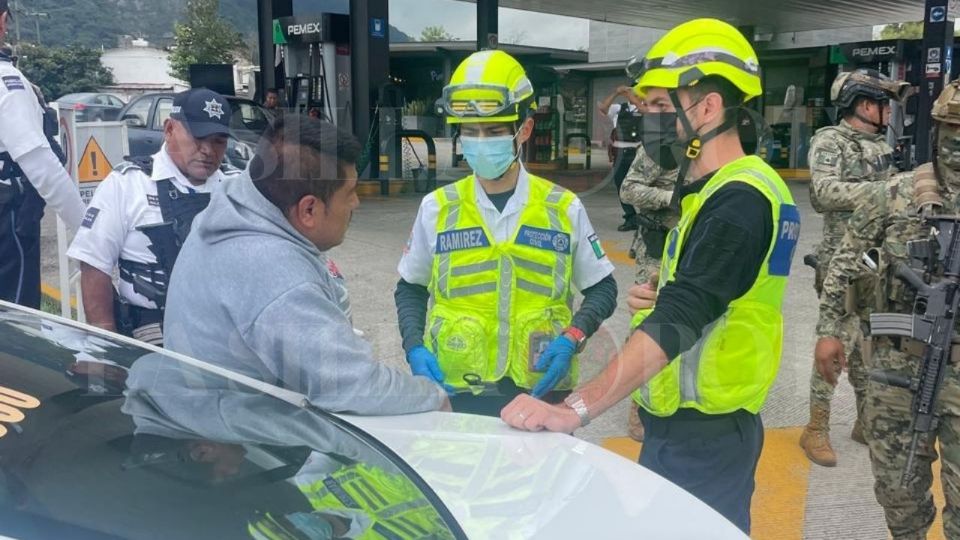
[626,50,760,82]
[441,83,520,119]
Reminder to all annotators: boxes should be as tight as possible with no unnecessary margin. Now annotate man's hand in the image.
[814,337,847,386]
[501,394,581,433]
[531,335,577,398]
[626,281,658,315]
[616,85,634,96]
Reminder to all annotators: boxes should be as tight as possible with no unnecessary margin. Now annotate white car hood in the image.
[344,412,748,540]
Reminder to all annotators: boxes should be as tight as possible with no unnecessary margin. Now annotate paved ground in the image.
[38,167,950,539]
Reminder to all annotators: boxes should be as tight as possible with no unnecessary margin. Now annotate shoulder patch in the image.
[81,207,100,229]
[815,150,840,167]
[146,194,160,207]
[588,233,606,260]
[2,75,24,91]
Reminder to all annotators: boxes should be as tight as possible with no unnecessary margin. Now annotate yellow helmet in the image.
[439,50,534,124]
[626,18,762,102]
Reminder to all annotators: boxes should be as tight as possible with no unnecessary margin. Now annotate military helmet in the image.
[626,18,762,102]
[438,50,534,125]
[830,69,911,109]
[933,78,960,126]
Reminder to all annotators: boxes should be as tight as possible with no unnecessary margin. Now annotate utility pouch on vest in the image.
[528,332,553,372]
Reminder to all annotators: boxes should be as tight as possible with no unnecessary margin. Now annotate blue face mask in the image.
[461,134,518,180]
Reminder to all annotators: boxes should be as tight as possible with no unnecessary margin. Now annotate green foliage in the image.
[17,44,115,100]
[420,25,454,42]
[879,21,960,40]
[168,0,246,81]
[879,22,925,40]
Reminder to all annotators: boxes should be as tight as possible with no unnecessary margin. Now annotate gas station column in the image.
[257,0,292,101]
[477,0,499,50]
[350,0,390,177]
[916,0,954,164]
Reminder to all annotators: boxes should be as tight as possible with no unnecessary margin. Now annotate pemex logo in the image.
[0,386,41,438]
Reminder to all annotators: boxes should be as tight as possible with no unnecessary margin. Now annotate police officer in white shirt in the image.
[0,0,86,309]
[68,88,236,345]
[599,84,644,231]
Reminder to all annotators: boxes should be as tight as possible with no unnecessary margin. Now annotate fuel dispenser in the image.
[273,13,352,130]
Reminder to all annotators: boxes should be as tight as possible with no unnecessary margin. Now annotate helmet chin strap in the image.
[667,89,737,209]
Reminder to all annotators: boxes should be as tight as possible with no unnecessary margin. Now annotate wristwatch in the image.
[563,326,587,353]
[564,392,590,427]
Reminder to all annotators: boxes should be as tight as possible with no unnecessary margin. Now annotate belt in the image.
[637,407,754,440]
[880,335,960,363]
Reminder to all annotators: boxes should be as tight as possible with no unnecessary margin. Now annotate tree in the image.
[168,0,247,81]
[17,44,114,100]
[879,21,960,39]
[420,25,454,42]
[879,22,925,40]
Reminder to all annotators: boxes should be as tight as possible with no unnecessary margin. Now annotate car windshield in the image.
[0,304,463,540]
[56,93,94,104]
[229,99,271,134]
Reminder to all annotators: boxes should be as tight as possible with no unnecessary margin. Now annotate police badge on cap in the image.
[169,88,231,138]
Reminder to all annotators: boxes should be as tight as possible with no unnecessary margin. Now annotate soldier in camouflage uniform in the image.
[800,69,910,467]
[618,141,680,442]
[814,78,960,540]
[620,142,681,285]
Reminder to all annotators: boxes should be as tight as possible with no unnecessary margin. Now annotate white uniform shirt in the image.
[608,103,640,149]
[0,58,85,230]
[0,60,46,161]
[67,145,235,309]
[398,166,614,292]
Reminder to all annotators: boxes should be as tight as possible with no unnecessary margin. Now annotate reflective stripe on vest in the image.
[427,174,578,390]
[302,464,450,540]
[631,156,800,415]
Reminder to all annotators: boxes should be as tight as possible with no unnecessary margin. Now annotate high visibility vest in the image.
[426,174,577,390]
[631,156,800,415]
[299,463,454,540]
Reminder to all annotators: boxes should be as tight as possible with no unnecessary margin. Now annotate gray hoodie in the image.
[162,172,445,414]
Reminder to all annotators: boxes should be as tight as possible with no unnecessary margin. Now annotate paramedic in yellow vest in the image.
[395,50,617,416]
[501,19,800,535]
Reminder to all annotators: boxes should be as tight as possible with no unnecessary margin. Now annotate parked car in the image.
[55,92,126,122]
[116,92,273,170]
[0,301,747,539]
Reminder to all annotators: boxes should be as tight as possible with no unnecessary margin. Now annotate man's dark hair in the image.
[684,75,745,124]
[0,0,7,14]
[840,96,876,120]
[265,88,279,95]
[250,114,361,213]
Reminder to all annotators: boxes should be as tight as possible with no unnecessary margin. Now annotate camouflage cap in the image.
[933,78,960,126]
[830,69,911,109]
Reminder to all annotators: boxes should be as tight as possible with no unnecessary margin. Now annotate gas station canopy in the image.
[458,0,937,33]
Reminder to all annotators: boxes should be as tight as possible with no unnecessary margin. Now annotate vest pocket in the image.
[426,306,493,387]
[509,307,574,389]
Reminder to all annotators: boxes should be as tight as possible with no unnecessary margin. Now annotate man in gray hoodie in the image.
[162,115,449,414]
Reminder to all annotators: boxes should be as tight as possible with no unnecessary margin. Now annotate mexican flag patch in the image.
[588,234,605,259]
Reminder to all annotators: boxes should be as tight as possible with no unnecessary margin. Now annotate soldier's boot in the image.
[628,406,644,442]
[800,403,837,467]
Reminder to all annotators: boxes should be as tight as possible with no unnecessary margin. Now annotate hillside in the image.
[11,0,412,49]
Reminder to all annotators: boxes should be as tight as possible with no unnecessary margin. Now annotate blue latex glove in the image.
[407,346,457,396]
[531,335,577,398]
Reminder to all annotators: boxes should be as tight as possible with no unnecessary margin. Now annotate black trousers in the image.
[0,197,43,309]
[637,407,764,535]
[612,147,638,220]
[451,378,569,417]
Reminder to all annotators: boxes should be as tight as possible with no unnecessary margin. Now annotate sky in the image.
[388,0,590,50]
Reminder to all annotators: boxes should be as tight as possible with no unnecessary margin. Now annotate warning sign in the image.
[77,137,113,183]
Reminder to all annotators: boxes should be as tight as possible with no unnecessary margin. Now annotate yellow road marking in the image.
[40,282,78,309]
[601,241,634,265]
[602,428,809,540]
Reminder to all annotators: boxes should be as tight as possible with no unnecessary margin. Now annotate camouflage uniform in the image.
[619,141,680,285]
[808,119,896,416]
[817,110,960,538]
